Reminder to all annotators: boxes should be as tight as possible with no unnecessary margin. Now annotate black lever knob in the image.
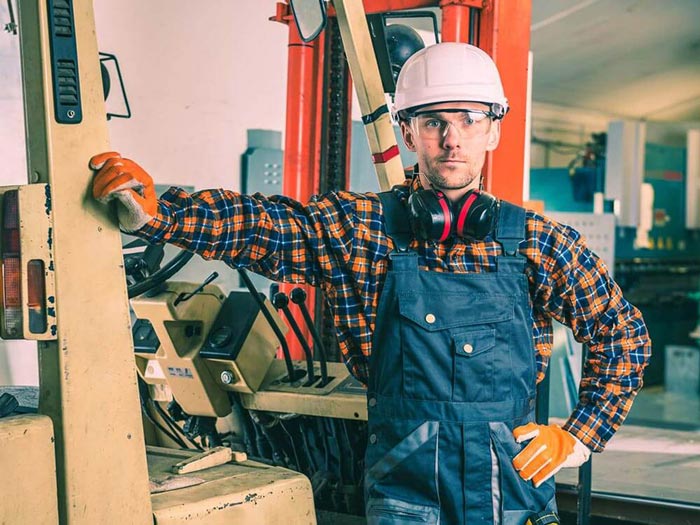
[272,292,289,309]
[290,287,307,304]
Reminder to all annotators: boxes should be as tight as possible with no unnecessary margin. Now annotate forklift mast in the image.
[274,0,532,361]
[15,0,153,522]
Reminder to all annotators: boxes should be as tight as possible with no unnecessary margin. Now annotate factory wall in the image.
[0,0,288,385]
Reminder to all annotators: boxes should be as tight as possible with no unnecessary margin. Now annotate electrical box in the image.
[665,345,700,396]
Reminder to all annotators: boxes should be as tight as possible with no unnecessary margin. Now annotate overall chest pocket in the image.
[453,328,497,402]
[398,292,513,402]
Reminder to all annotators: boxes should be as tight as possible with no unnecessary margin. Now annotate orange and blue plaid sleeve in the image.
[135,186,373,287]
[525,213,651,451]
[133,186,389,384]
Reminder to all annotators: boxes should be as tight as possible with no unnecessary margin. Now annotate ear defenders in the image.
[407,188,499,241]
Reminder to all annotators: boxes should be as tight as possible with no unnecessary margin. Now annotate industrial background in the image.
[0,1,698,524]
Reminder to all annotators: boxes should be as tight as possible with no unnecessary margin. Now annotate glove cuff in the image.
[568,432,592,466]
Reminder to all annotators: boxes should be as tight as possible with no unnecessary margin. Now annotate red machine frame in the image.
[272,0,531,359]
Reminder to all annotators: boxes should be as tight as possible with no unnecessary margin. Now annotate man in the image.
[91,43,650,524]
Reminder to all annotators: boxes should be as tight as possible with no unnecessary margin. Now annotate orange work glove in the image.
[512,423,591,488]
[89,152,157,232]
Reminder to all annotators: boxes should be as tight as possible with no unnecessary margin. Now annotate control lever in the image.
[174,271,219,306]
[290,287,330,386]
[237,269,304,382]
[272,292,316,387]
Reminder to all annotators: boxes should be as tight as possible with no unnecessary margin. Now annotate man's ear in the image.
[400,121,417,152]
[486,120,501,151]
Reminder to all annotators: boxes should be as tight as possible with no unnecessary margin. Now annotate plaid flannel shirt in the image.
[136,177,650,452]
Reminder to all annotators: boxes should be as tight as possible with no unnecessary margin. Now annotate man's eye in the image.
[424,119,442,128]
[465,112,488,124]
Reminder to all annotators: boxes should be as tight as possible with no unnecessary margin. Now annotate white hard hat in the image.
[393,42,509,118]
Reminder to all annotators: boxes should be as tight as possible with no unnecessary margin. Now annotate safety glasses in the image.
[409,109,495,140]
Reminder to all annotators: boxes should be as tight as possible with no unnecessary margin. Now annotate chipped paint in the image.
[47,307,56,318]
[47,227,53,250]
[48,296,55,304]
[44,184,52,215]
[50,325,57,336]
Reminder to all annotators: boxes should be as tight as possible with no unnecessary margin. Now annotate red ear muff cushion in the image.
[407,189,452,241]
[434,191,452,242]
[454,190,499,240]
[455,191,478,237]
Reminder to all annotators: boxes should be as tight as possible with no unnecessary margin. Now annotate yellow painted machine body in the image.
[1,0,320,523]
[0,414,58,525]
[131,282,285,418]
[148,447,315,525]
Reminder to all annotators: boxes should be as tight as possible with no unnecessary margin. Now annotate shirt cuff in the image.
[131,199,174,242]
[562,404,611,453]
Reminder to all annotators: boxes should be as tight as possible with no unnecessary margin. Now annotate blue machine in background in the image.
[531,141,700,259]
[530,140,700,400]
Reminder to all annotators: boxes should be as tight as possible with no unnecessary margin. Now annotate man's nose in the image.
[441,122,461,148]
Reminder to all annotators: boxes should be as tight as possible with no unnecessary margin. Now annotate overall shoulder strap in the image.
[495,201,527,273]
[377,187,411,253]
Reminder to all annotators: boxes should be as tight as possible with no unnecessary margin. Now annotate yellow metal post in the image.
[332,0,406,190]
[17,0,152,522]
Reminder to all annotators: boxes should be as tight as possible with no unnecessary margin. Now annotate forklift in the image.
[0,1,583,524]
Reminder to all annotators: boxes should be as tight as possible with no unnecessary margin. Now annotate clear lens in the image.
[411,110,493,140]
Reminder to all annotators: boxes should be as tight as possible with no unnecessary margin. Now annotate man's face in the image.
[400,101,501,198]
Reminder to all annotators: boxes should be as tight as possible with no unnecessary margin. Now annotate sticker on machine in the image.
[167,366,194,379]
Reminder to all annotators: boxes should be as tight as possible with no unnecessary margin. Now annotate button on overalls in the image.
[365,200,558,524]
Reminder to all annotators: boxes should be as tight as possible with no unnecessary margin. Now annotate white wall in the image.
[1,2,36,385]
[94,0,288,190]
[0,1,289,385]
[1,3,26,185]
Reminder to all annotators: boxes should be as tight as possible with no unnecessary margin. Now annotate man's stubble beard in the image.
[423,161,480,191]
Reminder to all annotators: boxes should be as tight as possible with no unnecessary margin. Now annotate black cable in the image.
[153,400,194,448]
[5,0,17,35]
[137,378,188,448]
[326,419,342,483]
[250,411,288,467]
[316,417,330,473]
[279,419,302,472]
[299,420,318,473]
[142,402,186,448]
[128,249,194,298]
[229,392,255,457]
[340,419,356,481]
[152,400,203,451]
[141,402,184,448]
[237,269,304,382]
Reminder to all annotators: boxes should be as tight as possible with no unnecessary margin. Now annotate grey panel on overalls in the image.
[366,195,558,524]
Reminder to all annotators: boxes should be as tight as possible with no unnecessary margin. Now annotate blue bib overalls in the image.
[365,200,558,524]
